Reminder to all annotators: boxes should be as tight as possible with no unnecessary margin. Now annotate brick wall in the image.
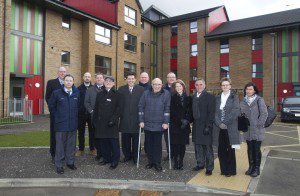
[141,20,151,74]
[177,21,190,89]
[197,18,206,79]
[206,39,220,88]
[161,25,171,80]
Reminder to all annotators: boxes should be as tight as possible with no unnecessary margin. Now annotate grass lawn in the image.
[0,131,88,147]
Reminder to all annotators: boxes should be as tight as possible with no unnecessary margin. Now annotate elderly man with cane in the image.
[138,78,171,172]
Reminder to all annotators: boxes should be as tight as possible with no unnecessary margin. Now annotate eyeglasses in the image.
[221,84,231,87]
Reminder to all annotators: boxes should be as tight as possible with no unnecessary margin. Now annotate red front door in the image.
[24,76,43,115]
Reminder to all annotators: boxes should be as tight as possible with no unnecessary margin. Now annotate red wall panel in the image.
[170,59,177,70]
[24,76,43,115]
[251,50,263,63]
[63,0,118,24]
[189,33,197,44]
[208,7,228,33]
[190,56,197,68]
[220,53,229,66]
[251,78,263,92]
[189,81,196,93]
[170,36,178,47]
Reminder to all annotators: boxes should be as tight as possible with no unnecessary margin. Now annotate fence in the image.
[0,98,33,125]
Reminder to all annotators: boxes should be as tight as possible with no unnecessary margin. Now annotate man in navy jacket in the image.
[48,74,79,174]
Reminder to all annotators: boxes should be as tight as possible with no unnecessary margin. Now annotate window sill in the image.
[95,41,112,46]
[125,21,137,28]
[61,63,70,66]
[125,49,137,54]
[62,27,71,31]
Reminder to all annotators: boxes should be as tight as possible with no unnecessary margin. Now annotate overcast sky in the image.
[139,0,300,21]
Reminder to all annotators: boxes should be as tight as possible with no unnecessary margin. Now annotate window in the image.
[252,63,263,78]
[252,35,263,50]
[62,15,70,29]
[190,44,198,56]
[171,25,178,36]
[95,55,111,75]
[61,51,70,65]
[95,25,111,45]
[124,33,137,52]
[141,20,144,29]
[124,6,136,26]
[171,47,177,59]
[124,61,136,78]
[220,66,230,78]
[190,68,198,81]
[220,39,229,53]
[141,42,144,53]
[190,21,197,33]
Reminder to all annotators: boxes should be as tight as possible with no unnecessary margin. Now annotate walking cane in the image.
[167,127,172,170]
[137,127,142,168]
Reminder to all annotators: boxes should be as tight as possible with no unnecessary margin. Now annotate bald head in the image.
[58,67,67,80]
[83,72,92,84]
[140,72,149,84]
[151,78,163,93]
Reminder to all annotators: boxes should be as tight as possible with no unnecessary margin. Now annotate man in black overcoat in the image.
[93,76,123,169]
[118,73,144,164]
[45,66,66,163]
[192,78,216,176]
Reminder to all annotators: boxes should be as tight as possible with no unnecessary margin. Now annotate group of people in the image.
[45,67,268,178]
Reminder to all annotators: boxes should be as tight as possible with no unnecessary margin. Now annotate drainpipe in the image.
[115,30,118,88]
[2,0,7,115]
[204,18,207,82]
[270,32,276,108]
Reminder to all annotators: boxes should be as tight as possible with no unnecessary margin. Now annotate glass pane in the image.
[124,6,128,15]
[95,35,110,44]
[129,9,136,19]
[125,16,135,25]
[95,25,104,35]
[190,21,197,29]
[191,44,197,52]
[105,29,111,37]
[220,48,229,53]
[190,28,197,33]
[62,22,69,29]
[191,51,198,56]
[61,51,70,64]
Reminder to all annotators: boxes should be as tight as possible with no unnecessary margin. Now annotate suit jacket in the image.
[77,83,93,116]
[45,78,63,106]
[84,84,104,115]
[192,90,216,145]
[118,84,144,133]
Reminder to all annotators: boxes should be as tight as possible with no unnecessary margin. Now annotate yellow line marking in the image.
[266,132,300,141]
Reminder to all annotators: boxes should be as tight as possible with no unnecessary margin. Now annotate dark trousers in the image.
[145,130,163,166]
[194,144,214,171]
[100,138,120,165]
[218,129,236,175]
[121,133,139,160]
[246,140,262,168]
[55,131,76,168]
[77,114,95,151]
[95,138,102,158]
[172,144,186,166]
[50,113,56,158]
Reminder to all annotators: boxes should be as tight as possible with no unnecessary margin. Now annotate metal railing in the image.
[0,98,33,125]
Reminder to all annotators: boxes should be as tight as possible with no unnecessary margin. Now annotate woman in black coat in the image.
[170,79,192,170]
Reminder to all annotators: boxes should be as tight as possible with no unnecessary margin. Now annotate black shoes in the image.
[67,164,77,170]
[250,166,260,177]
[245,165,254,175]
[154,164,162,172]
[56,167,64,174]
[145,163,153,169]
[121,157,132,163]
[192,165,204,171]
[51,157,55,164]
[98,160,109,165]
[205,170,212,176]
[109,163,118,170]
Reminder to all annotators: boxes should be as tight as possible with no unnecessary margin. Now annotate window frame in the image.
[61,51,70,65]
[95,24,112,45]
[252,35,263,51]
[124,5,137,26]
[124,33,137,52]
[220,66,230,78]
[252,63,263,78]
[95,55,112,76]
[171,25,178,36]
[190,68,198,81]
[190,21,198,33]
[62,15,71,29]
[190,44,198,57]
[171,47,177,59]
[124,61,137,78]
[220,39,229,54]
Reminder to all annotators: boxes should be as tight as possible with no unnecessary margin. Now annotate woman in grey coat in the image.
[240,82,268,177]
[213,78,240,177]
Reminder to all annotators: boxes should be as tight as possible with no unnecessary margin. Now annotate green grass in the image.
[0,131,88,147]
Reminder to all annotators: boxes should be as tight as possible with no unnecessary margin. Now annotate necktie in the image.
[67,90,71,96]
[129,87,133,94]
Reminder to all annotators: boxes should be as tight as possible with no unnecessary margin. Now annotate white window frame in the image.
[190,21,198,33]
[124,6,136,26]
[95,25,111,45]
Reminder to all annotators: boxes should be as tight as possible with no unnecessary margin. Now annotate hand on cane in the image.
[162,123,169,130]
[139,122,144,128]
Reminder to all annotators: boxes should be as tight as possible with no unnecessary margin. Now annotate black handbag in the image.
[238,114,249,132]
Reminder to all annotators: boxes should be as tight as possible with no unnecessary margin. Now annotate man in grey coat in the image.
[192,78,216,176]
[139,78,171,172]
[84,73,104,160]
[118,73,144,164]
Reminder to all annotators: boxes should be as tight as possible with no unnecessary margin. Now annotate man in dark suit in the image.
[76,72,95,157]
[191,78,216,176]
[84,73,105,160]
[45,66,67,163]
[138,72,150,90]
[118,73,144,164]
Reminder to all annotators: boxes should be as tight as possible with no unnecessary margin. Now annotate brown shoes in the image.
[90,149,97,156]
